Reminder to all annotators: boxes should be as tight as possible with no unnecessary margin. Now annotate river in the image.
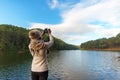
[0,50,120,80]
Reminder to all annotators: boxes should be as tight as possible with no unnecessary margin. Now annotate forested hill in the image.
[80,33,120,50]
[0,24,79,52]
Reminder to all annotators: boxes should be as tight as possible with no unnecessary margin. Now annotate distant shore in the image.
[81,47,120,51]
[98,48,120,51]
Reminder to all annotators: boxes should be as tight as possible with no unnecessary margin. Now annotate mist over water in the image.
[0,50,120,80]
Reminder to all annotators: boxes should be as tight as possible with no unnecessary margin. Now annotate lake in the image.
[0,50,120,80]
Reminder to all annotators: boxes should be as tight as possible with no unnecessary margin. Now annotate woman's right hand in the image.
[48,29,51,34]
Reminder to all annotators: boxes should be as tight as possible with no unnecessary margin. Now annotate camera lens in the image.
[44,28,48,33]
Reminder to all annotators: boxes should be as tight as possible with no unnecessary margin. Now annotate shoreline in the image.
[81,47,120,51]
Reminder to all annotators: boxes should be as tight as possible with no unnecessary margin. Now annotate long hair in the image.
[29,29,46,54]
[29,39,46,51]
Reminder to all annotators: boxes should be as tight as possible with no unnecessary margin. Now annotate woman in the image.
[28,29,54,80]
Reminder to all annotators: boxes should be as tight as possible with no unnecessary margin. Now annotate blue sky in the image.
[0,0,61,27]
[0,0,120,45]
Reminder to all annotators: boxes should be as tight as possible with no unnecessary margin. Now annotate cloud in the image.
[62,0,120,25]
[95,27,120,38]
[30,0,120,45]
[47,0,58,9]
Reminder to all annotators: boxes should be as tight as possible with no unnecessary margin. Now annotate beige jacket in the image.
[29,34,54,72]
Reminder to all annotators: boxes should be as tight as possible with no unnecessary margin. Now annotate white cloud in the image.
[95,27,120,38]
[30,0,120,45]
[62,0,120,25]
[47,0,58,9]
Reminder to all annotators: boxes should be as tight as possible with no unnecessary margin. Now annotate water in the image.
[0,50,120,80]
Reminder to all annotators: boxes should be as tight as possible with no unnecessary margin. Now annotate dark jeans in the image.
[31,71,48,80]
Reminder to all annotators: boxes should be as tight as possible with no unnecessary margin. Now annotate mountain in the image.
[80,33,120,51]
[0,24,79,53]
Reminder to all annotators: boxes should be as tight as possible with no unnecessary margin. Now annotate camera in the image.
[44,28,49,33]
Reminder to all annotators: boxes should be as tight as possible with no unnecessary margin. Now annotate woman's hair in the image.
[30,40,46,51]
[29,29,46,53]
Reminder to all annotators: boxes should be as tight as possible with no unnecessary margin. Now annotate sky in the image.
[0,0,120,45]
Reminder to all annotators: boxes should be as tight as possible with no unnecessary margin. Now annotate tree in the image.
[0,24,79,52]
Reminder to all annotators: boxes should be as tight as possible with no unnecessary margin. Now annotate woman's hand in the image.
[48,29,51,34]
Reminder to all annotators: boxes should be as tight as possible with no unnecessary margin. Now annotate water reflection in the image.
[48,50,120,80]
[0,52,31,80]
[0,50,120,80]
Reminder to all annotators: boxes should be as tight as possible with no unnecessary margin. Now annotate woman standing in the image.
[28,29,54,80]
